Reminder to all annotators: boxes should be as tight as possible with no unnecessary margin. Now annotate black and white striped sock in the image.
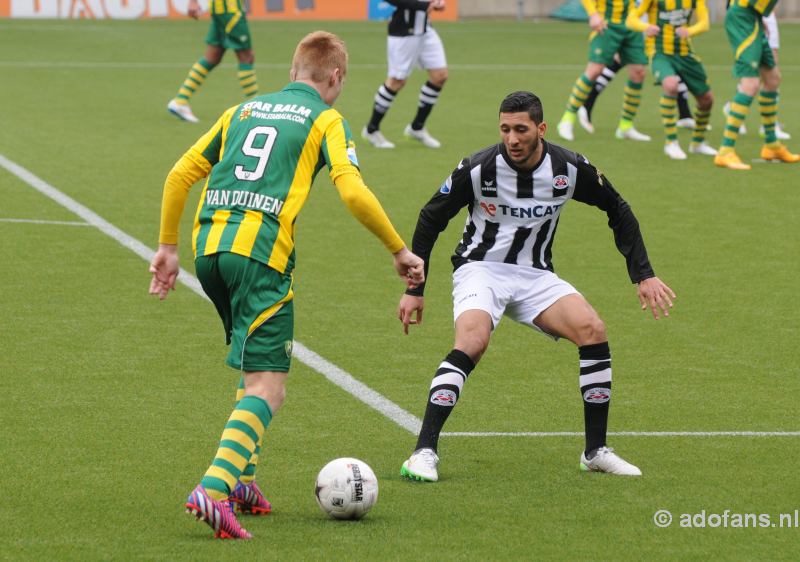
[367,83,397,133]
[579,342,612,457]
[411,81,442,131]
[415,349,475,452]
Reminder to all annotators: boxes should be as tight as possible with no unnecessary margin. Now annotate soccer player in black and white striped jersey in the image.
[398,91,675,481]
[362,0,448,149]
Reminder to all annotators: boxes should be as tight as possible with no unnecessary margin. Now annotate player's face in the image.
[499,112,546,169]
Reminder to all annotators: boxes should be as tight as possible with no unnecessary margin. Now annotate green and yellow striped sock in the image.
[565,74,595,114]
[691,107,711,145]
[660,95,678,142]
[759,90,779,146]
[238,63,258,98]
[620,80,643,123]
[721,91,753,149]
[176,57,215,104]
[233,377,261,485]
[200,394,272,500]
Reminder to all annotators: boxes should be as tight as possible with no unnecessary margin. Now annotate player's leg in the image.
[363,35,416,148]
[168,26,225,122]
[659,74,686,159]
[675,76,695,128]
[402,263,508,482]
[533,294,640,476]
[226,15,258,99]
[613,28,649,141]
[404,28,447,148]
[234,49,258,99]
[758,65,800,163]
[759,13,790,140]
[558,61,605,141]
[186,253,293,537]
[675,54,716,156]
[579,57,625,134]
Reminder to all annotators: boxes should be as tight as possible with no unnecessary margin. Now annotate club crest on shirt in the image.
[239,107,252,121]
[347,140,359,167]
[553,175,569,189]
[440,176,452,194]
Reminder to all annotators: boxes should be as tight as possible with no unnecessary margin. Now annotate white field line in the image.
[2,60,798,72]
[3,153,798,439]
[0,217,91,226]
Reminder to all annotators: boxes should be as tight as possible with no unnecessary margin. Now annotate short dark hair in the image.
[499,91,543,124]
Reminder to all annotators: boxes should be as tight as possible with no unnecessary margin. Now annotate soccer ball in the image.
[314,458,378,520]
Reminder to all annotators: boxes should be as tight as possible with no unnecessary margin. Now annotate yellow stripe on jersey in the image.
[754,0,770,12]
[203,209,231,255]
[735,19,760,60]
[267,109,342,273]
[230,209,263,258]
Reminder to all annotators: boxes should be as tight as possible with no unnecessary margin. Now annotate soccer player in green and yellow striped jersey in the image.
[150,31,425,540]
[714,0,798,169]
[627,0,717,160]
[557,0,651,142]
[167,0,259,123]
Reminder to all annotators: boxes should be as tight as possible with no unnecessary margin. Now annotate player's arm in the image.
[685,0,710,37]
[187,0,201,18]
[149,108,233,300]
[581,0,607,33]
[324,118,424,289]
[572,154,675,319]
[626,0,655,33]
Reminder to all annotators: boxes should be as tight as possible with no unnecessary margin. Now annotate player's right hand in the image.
[398,294,424,335]
[187,0,201,19]
[392,247,425,289]
[645,24,660,37]
[149,244,180,301]
[589,13,607,34]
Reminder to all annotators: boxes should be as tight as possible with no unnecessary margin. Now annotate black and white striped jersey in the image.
[406,140,655,296]
[386,0,431,37]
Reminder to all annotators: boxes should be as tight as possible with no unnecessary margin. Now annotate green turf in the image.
[1,18,799,560]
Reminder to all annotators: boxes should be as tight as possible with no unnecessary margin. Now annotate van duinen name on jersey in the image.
[204,188,284,216]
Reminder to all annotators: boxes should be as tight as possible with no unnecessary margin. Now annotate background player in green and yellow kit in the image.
[149,31,425,539]
[627,0,717,160]
[557,0,651,142]
[715,0,799,170]
[167,0,259,123]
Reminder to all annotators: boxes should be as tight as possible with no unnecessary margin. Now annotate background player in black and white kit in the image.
[398,91,675,482]
[362,0,448,149]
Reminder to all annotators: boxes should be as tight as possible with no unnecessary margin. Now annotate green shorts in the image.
[205,12,252,51]
[652,52,710,96]
[196,252,294,372]
[588,23,648,67]
[724,6,775,78]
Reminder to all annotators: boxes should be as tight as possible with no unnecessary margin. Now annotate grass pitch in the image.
[1,18,799,561]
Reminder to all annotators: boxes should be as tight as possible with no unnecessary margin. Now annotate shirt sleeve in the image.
[581,0,599,16]
[686,0,710,36]
[626,0,651,31]
[405,158,474,296]
[386,0,431,10]
[571,154,655,284]
[320,112,362,183]
[158,106,236,244]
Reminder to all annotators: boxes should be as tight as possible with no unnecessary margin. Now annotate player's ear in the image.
[539,122,547,138]
[289,67,298,81]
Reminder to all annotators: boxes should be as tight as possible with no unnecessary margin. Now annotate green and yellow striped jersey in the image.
[729,0,778,16]
[629,0,709,56]
[582,0,634,25]
[209,0,242,16]
[188,82,361,274]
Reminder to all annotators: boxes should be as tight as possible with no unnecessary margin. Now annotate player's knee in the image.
[236,49,255,65]
[429,68,448,87]
[698,91,713,110]
[575,316,606,346]
[662,77,679,96]
[629,65,645,83]
[585,63,603,81]
[387,77,407,91]
[738,78,759,97]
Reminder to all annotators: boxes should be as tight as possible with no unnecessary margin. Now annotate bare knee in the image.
[584,62,604,81]
[428,68,448,87]
[244,372,287,414]
[697,91,713,110]
[386,77,407,92]
[662,76,680,97]
[628,64,646,84]
[236,49,255,65]
[454,312,492,363]
[574,316,607,346]
[204,45,224,66]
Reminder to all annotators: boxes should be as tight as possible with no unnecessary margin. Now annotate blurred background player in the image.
[557,0,651,142]
[715,0,798,170]
[722,10,791,140]
[362,0,448,149]
[398,91,675,482]
[167,0,259,123]
[627,0,716,160]
[150,31,425,539]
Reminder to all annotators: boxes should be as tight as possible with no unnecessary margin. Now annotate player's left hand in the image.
[149,244,180,301]
[675,26,689,39]
[637,277,675,320]
[431,0,446,11]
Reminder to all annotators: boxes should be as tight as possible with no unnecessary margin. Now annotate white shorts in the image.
[452,261,579,340]
[763,13,779,50]
[387,27,447,80]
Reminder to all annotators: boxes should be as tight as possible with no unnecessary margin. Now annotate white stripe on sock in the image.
[579,369,612,387]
